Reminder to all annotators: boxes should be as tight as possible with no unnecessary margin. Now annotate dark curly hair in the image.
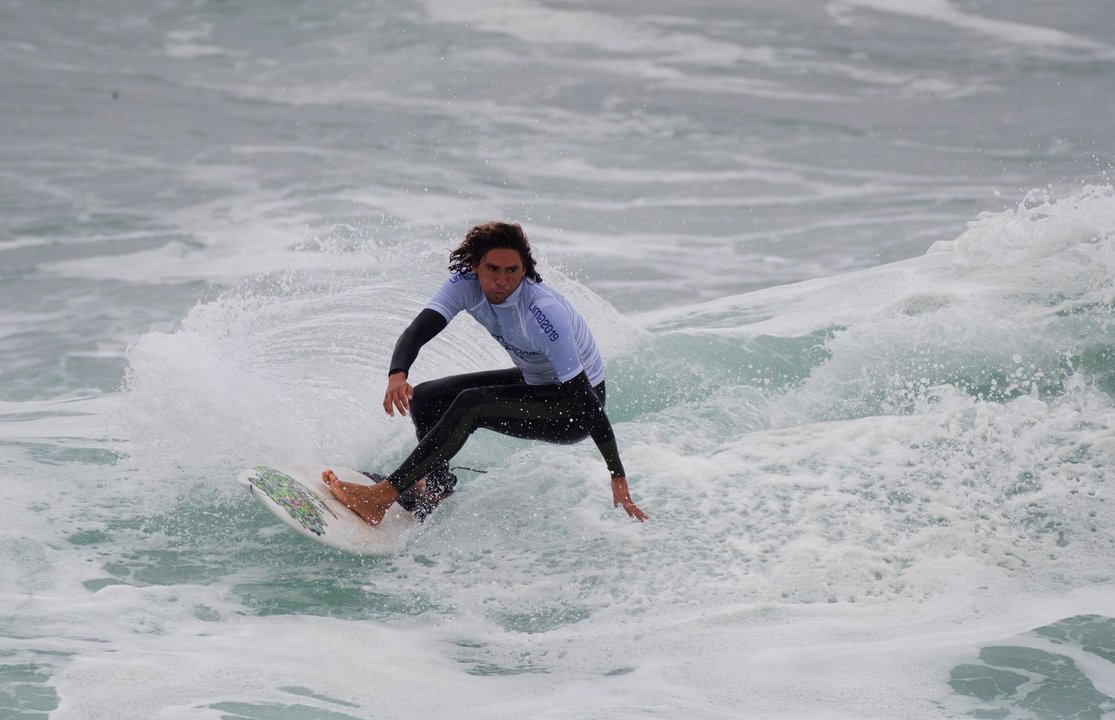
[448,222,542,282]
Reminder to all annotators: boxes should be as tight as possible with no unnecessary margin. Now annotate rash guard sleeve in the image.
[388,308,449,378]
[559,371,626,478]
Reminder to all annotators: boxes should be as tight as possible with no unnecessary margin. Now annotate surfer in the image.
[323,221,648,525]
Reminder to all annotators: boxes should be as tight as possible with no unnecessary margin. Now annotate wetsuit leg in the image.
[408,369,524,491]
[387,377,607,492]
[410,369,525,441]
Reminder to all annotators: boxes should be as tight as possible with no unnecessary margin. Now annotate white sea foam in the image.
[8,181,1115,717]
[5,1,1115,717]
[835,0,1115,55]
[638,185,1115,337]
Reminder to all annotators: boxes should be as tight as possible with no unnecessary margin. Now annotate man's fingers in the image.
[625,503,649,522]
[611,479,648,521]
[384,386,412,417]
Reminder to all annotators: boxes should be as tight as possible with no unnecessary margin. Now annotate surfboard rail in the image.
[239,464,416,554]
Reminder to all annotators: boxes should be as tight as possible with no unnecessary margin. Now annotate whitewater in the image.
[2,1,1114,718]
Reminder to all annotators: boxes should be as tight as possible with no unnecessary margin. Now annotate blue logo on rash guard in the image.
[528,301,560,342]
[493,334,542,360]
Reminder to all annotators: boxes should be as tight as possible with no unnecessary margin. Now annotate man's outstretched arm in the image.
[384,309,448,416]
[558,372,649,521]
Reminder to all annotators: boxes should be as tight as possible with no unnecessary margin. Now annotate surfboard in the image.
[238,465,416,554]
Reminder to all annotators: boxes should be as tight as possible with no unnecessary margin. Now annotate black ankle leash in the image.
[450,465,488,474]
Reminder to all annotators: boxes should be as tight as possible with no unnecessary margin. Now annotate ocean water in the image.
[2,1,1115,718]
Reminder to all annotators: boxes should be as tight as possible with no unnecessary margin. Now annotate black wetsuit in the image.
[384,279,626,501]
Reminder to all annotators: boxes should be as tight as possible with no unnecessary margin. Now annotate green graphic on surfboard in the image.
[250,465,336,535]
[240,464,416,554]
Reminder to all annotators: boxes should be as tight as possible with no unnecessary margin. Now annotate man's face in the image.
[473,247,526,304]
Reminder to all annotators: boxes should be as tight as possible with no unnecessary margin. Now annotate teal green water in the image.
[951,617,1115,720]
[3,0,1115,717]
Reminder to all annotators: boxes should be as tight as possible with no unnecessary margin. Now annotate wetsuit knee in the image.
[452,386,491,408]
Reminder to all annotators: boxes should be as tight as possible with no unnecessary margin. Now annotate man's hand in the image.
[611,476,649,522]
[383,372,414,417]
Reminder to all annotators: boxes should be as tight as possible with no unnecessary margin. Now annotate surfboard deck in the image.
[238,465,416,554]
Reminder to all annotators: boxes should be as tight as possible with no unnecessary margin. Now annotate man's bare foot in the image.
[321,469,399,526]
